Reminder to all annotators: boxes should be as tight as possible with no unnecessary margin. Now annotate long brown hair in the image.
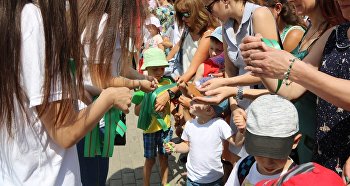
[80,0,147,88]
[319,0,346,27]
[0,0,82,136]
[175,0,219,36]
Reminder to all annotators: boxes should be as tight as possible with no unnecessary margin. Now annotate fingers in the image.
[241,35,262,45]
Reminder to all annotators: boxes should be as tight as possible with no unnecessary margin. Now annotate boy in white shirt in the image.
[225,95,302,186]
[165,97,244,185]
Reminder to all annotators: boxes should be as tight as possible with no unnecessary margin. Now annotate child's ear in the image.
[292,133,302,149]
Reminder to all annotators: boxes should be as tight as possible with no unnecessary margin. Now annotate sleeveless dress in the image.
[313,22,350,174]
[290,26,317,164]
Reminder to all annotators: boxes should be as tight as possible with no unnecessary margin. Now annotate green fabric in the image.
[132,91,145,105]
[261,38,283,93]
[84,97,127,157]
[291,45,317,163]
[137,78,176,131]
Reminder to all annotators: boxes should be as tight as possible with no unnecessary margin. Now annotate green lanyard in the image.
[261,38,283,93]
[83,98,127,157]
[137,82,177,131]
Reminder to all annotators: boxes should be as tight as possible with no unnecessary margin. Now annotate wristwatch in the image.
[167,89,176,100]
[235,87,243,100]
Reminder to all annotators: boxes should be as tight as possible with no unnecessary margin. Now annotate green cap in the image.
[141,48,169,70]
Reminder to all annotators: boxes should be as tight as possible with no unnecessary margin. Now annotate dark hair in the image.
[80,0,147,88]
[174,0,219,36]
[319,0,346,27]
[263,0,306,28]
[0,0,82,136]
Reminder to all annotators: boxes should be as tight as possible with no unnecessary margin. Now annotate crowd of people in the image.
[0,0,349,186]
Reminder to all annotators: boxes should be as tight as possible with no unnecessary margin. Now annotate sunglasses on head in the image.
[205,0,219,13]
[180,12,191,18]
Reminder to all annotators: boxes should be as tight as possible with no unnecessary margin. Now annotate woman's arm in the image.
[282,29,304,52]
[166,42,180,61]
[37,87,132,149]
[252,7,279,41]
[178,30,212,82]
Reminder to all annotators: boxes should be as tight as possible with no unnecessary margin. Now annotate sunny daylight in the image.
[0,0,349,186]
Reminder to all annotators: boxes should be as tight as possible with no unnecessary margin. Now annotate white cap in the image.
[145,16,161,28]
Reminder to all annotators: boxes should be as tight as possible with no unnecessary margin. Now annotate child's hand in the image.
[163,141,176,153]
[178,95,191,108]
[233,108,247,133]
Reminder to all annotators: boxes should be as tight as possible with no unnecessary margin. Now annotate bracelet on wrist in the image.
[235,86,243,100]
[283,57,298,86]
[137,80,142,90]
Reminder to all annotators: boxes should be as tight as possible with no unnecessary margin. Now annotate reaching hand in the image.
[197,78,231,92]
[178,95,191,108]
[193,86,238,105]
[233,108,247,133]
[155,91,170,112]
[139,79,156,93]
[108,87,132,114]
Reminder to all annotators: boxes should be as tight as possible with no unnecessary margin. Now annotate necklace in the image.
[298,21,328,52]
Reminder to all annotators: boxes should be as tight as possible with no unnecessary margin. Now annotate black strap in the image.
[238,155,256,185]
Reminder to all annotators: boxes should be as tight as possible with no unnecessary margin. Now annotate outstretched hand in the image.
[342,156,350,185]
[193,86,238,105]
[197,78,230,92]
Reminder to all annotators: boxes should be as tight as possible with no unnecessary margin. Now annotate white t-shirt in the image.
[0,4,81,186]
[181,118,233,183]
[225,158,289,186]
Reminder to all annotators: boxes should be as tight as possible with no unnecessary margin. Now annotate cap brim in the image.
[141,62,169,70]
[206,34,223,43]
[245,131,294,159]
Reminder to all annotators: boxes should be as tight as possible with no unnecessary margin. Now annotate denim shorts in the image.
[143,128,173,159]
[186,177,223,186]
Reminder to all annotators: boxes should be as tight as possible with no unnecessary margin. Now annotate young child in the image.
[144,16,164,51]
[164,98,244,185]
[133,48,174,186]
[194,26,225,81]
[225,95,302,186]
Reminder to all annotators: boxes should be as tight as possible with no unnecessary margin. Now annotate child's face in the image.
[189,100,212,117]
[146,66,165,81]
[255,156,288,175]
[146,24,159,36]
[209,39,224,58]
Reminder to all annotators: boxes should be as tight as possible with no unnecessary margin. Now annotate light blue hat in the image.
[207,26,223,43]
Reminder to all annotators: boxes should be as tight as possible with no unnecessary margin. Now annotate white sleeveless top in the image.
[182,33,199,73]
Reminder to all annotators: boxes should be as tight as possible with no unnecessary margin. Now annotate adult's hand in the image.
[155,91,170,112]
[197,78,231,92]
[193,86,238,105]
[110,87,132,114]
[343,156,350,185]
[244,49,295,79]
[139,79,156,93]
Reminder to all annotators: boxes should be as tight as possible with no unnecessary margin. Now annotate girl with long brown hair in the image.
[0,0,134,185]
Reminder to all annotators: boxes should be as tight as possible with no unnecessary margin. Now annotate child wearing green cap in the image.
[133,47,175,186]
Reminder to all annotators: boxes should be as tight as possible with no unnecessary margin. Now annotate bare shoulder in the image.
[252,7,273,21]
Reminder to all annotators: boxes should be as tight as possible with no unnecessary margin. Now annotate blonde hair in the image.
[175,0,220,35]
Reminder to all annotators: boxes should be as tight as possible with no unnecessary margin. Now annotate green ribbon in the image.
[84,97,127,157]
[261,38,283,94]
[137,81,177,131]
